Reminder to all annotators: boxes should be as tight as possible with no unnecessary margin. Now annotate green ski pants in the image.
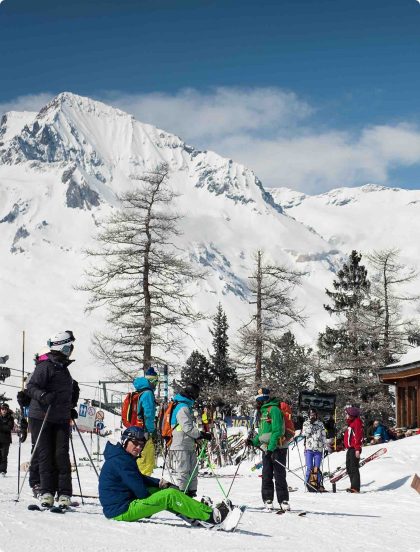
[113,487,213,522]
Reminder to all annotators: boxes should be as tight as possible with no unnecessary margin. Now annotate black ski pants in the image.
[29,418,72,497]
[346,447,360,492]
[29,447,41,489]
[0,442,10,473]
[261,447,289,504]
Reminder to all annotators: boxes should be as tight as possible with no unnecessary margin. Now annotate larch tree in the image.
[238,250,304,385]
[80,163,204,377]
[367,248,420,363]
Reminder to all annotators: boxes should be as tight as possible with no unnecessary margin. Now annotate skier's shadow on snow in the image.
[306,511,380,518]
[140,516,271,536]
[371,475,411,492]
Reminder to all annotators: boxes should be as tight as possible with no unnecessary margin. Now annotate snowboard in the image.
[330,447,387,484]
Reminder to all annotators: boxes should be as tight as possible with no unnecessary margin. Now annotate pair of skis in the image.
[28,504,74,514]
[327,447,387,484]
[182,505,246,532]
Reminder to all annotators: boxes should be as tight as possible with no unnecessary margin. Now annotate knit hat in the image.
[145,367,158,377]
[345,406,361,418]
[255,387,270,402]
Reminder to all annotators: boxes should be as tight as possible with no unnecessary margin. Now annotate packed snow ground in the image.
[1,434,419,552]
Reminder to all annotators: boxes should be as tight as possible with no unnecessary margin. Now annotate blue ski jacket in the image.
[99,441,160,518]
[170,393,195,426]
[373,423,389,442]
[133,377,156,433]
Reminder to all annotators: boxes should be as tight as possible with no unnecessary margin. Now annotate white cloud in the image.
[104,88,420,193]
[104,87,312,142]
[210,124,420,193]
[0,93,54,116]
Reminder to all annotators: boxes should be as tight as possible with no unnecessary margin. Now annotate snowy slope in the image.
[1,434,419,552]
[270,184,420,322]
[0,92,339,385]
[270,184,420,263]
[0,110,37,144]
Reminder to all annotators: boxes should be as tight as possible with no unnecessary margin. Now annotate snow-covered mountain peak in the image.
[0,93,286,213]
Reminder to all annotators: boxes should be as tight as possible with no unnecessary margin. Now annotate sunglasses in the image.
[130,439,146,448]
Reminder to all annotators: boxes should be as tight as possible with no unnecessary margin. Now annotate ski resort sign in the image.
[77,403,97,432]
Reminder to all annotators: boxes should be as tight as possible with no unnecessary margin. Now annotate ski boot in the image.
[39,493,54,510]
[57,495,72,510]
[280,501,291,512]
[264,500,274,511]
[210,500,230,524]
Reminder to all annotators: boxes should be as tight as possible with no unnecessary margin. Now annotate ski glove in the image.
[70,408,78,420]
[199,431,212,441]
[245,437,254,447]
[17,390,31,409]
[39,391,56,406]
[159,478,179,490]
[264,450,273,459]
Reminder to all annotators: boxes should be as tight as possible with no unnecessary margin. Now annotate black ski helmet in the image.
[120,426,148,448]
[180,383,200,401]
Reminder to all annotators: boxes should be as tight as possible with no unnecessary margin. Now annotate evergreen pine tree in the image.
[264,331,313,407]
[318,250,393,424]
[210,303,238,386]
[179,350,214,390]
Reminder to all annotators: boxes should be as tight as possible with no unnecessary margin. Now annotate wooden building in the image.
[380,348,420,428]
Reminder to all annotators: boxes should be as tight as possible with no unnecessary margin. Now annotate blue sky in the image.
[1,0,420,192]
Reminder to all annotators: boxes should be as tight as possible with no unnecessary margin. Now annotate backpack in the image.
[307,467,324,492]
[267,401,296,446]
[158,399,179,447]
[121,391,145,428]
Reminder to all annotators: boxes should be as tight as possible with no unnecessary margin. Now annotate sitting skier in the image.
[370,420,389,444]
[98,427,229,526]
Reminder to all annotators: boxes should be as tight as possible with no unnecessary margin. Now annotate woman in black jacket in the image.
[0,403,15,475]
[26,330,79,508]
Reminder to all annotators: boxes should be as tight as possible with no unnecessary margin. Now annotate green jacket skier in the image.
[249,388,290,511]
[251,397,285,451]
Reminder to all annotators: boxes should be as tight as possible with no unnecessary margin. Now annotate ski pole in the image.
[204,453,229,499]
[15,405,51,502]
[17,330,25,496]
[73,420,100,478]
[273,457,320,493]
[182,442,207,494]
[296,435,306,482]
[226,443,249,498]
[70,432,84,505]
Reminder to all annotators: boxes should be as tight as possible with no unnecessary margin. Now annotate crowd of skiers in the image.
[0,330,383,524]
